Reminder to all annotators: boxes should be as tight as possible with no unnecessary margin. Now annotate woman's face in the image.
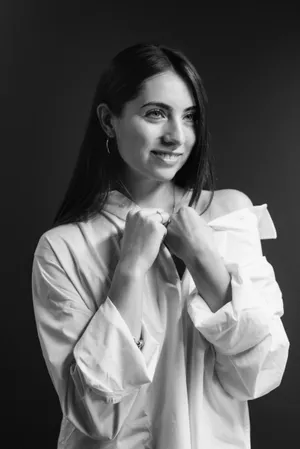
[112,70,197,185]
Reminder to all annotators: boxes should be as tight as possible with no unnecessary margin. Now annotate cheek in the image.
[117,120,154,154]
[181,130,196,162]
[186,128,196,152]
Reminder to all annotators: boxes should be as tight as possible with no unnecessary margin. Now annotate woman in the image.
[32,43,289,449]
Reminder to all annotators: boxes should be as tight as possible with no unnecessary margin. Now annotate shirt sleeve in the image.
[32,234,160,441]
[187,206,290,401]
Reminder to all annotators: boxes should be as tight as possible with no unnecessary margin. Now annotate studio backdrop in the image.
[2,2,299,448]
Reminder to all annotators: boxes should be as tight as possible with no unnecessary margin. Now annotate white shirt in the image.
[31,190,289,449]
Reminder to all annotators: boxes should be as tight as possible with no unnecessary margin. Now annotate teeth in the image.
[153,152,181,160]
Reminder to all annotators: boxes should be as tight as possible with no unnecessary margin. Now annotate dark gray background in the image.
[2,1,299,447]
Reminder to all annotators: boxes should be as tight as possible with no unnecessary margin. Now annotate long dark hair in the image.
[52,42,215,228]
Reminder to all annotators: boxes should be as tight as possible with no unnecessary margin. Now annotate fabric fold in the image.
[74,297,160,401]
[31,192,289,448]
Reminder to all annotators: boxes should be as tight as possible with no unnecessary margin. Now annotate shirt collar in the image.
[102,189,190,222]
[102,190,276,240]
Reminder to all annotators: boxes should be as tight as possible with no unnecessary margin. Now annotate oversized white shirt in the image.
[31,190,289,449]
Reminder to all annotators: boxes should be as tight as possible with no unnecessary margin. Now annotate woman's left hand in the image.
[164,206,216,266]
[165,205,232,312]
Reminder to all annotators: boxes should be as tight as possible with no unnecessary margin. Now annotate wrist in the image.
[185,245,217,272]
[187,250,231,312]
[117,259,146,279]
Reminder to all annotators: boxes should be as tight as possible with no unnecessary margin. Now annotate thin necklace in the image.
[116,179,176,216]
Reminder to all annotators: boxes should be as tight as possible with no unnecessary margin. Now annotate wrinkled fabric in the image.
[31,190,289,449]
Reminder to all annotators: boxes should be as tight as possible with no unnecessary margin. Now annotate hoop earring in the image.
[106,138,111,155]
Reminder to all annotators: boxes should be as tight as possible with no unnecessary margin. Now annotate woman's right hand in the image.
[119,208,170,275]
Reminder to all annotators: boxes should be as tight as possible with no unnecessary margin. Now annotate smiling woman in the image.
[31,43,289,449]
[96,71,197,203]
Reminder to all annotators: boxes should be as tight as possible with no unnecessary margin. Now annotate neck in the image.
[116,176,176,213]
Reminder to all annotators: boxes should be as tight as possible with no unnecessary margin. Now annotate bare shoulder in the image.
[208,189,253,220]
[215,189,253,211]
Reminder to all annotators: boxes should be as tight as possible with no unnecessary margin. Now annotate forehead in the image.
[137,71,195,109]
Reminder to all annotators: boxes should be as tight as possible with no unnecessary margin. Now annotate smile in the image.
[151,151,183,163]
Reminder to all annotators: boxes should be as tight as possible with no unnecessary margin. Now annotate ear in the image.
[96,103,115,138]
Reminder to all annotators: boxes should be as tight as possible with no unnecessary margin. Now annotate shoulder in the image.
[34,223,79,257]
[34,213,117,260]
[215,189,253,212]
[208,189,253,220]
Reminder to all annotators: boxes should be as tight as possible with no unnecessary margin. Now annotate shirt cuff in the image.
[73,297,160,399]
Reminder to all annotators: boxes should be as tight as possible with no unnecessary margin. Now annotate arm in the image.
[108,262,145,341]
[188,256,289,400]
[187,191,290,400]
[185,189,253,313]
[185,248,232,313]
[32,236,159,441]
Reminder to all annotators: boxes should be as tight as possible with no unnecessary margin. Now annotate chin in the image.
[149,168,179,182]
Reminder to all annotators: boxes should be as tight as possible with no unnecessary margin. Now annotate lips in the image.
[151,150,183,164]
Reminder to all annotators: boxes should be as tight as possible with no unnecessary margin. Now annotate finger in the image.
[137,208,170,225]
[153,211,170,225]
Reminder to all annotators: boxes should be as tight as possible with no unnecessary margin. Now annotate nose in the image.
[162,118,185,147]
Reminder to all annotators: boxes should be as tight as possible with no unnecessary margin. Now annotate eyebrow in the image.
[141,101,196,112]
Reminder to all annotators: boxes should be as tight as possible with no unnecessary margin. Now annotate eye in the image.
[145,109,166,119]
[184,112,197,122]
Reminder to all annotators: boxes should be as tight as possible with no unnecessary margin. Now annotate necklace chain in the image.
[116,179,176,215]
